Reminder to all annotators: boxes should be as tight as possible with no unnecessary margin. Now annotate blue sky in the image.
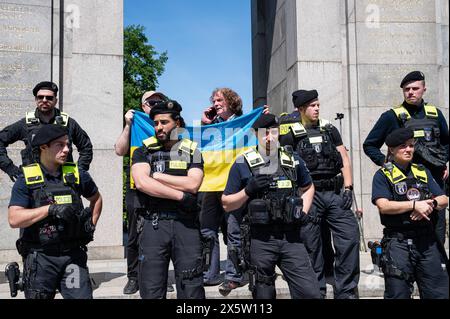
[124,0,253,125]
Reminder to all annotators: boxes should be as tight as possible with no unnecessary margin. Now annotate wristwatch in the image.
[432,199,438,209]
[344,185,353,191]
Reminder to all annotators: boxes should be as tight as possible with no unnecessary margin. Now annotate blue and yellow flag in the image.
[130,107,264,192]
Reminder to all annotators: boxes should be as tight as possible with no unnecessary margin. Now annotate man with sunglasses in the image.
[0,81,93,182]
[371,127,448,299]
[114,90,173,295]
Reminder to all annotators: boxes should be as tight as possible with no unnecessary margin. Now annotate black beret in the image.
[31,125,68,147]
[400,71,425,88]
[252,114,279,130]
[385,127,414,147]
[292,89,318,108]
[33,81,58,97]
[150,100,182,120]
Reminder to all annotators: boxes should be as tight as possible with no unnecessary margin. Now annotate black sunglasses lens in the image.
[147,100,162,106]
[37,95,54,101]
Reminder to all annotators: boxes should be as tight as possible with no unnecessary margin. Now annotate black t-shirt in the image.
[9,166,98,208]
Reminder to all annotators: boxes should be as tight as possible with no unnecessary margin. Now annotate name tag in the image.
[277,180,292,189]
[309,136,323,144]
[54,195,73,204]
[414,130,424,138]
[169,161,187,170]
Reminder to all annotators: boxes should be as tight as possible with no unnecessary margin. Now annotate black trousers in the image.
[250,224,321,299]
[138,217,205,299]
[125,190,139,279]
[382,233,449,299]
[301,190,360,299]
[23,248,92,299]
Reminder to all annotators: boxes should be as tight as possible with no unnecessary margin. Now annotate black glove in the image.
[179,192,200,213]
[48,204,77,223]
[244,175,271,197]
[4,163,20,182]
[341,189,353,210]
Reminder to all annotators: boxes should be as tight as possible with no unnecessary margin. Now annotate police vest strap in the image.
[179,138,198,156]
[319,118,330,130]
[279,122,307,137]
[25,111,69,126]
[243,148,265,169]
[22,163,45,187]
[423,104,438,118]
[279,112,289,117]
[381,163,427,185]
[392,105,438,121]
[62,162,80,185]
[143,136,162,151]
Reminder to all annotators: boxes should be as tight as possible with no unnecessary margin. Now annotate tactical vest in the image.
[20,162,86,247]
[243,147,301,224]
[22,111,70,166]
[380,162,433,228]
[392,104,447,168]
[280,117,343,179]
[138,137,198,212]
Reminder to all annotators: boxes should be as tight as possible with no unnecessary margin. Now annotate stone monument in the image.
[0,0,124,261]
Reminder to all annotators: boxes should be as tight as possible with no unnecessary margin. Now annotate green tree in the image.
[124,24,168,112]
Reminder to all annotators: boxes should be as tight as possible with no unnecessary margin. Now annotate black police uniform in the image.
[224,147,321,299]
[0,107,93,179]
[371,162,449,299]
[279,115,360,299]
[132,136,206,299]
[364,72,449,243]
[9,163,98,299]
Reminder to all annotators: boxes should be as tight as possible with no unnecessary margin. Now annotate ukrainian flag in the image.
[130,107,264,191]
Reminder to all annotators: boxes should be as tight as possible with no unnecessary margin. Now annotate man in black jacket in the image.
[0,81,93,181]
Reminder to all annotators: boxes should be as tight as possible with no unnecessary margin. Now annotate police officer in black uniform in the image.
[279,90,360,299]
[364,71,449,244]
[371,127,448,299]
[221,114,321,299]
[8,124,102,299]
[0,81,93,181]
[131,100,205,299]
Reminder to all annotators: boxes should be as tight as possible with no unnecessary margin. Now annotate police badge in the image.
[395,182,407,195]
[153,160,165,173]
[406,188,421,201]
[313,144,322,153]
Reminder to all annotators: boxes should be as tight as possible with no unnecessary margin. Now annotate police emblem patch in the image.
[406,188,421,201]
[153,161,165,173]
[313,144,322,153]
[394,182,407,195]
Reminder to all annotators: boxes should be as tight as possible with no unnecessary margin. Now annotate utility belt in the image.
[313,174,343,192]
[141,210,180,220]
[383,227,433,241]
[17,239,85,257]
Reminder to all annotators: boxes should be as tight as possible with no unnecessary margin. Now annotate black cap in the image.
[252,114,279,130]
[385,127,414,147]
[292,89,318,108]
[400,71,425,88]
[33,81,58,97]
[31,125,68,147]
[149,100,182,120]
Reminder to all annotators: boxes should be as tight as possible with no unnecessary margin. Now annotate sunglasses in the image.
[37,95,55,101]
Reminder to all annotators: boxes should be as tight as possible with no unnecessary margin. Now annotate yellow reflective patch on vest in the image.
[169,161,187,170]
[22,164,44,185]
[319,118,330,129]
[243,149,265,168]
[59,112,69,126]
[411,164,428,183]
[143,136,161,150]
[54,195,73,204]
[309,136,323,144]
[280,149,295,168]
[414,130,425,138]
[179,139,197,155]
[381,165,407,184]
[291,122,306,137]
[277,180,292,189]
[392,106,411,121]
[424,105,438,118]
[62,163,80,185]
[279,124,291,136]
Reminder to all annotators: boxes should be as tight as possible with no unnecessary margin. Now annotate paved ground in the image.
[0,233,426,299]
